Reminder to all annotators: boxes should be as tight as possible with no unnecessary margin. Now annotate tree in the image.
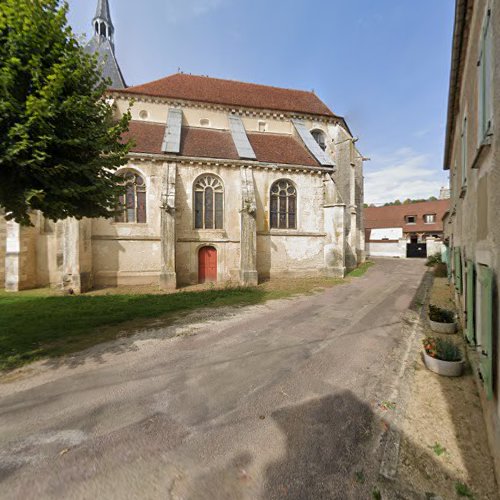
[0,0,131,225]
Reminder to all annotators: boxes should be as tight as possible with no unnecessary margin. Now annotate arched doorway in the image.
[198,246,217,283]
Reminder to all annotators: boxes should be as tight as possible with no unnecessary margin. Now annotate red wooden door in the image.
[199,246,217,283]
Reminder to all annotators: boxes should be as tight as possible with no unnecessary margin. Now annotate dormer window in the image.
[406,215,417,224]
[424,214,436,224]
[311,129,327,151]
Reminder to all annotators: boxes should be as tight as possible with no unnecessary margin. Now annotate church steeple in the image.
[85,0,126,89]
[93,0,115,48]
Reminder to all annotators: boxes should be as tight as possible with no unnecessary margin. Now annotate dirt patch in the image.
[394,277,498,499]
[86,276,345,298]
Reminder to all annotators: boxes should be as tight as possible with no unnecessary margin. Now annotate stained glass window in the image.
[194,175,224,229]
[270,180,297,229]
[115,172,147,223]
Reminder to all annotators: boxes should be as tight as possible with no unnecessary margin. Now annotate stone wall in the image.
[91,161,163,286]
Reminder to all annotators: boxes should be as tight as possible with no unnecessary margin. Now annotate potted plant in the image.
[422,336,464,377]
[428,304,457,333]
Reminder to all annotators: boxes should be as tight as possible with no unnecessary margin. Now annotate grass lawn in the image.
[347,260,374,277]
[0,262,373,372]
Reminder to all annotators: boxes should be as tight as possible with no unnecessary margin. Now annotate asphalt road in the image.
[0,259,428,499]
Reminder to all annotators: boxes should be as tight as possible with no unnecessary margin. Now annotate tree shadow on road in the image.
[262,390,484,500]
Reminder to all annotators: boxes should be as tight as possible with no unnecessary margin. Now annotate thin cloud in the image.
[364,148,448,204]
[165,0,226,22]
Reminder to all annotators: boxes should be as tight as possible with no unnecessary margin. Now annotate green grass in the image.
[455,482,474,498]
[0,278,345,372]
[347,260,374,278]
[0,287,275,371]
[0,262,375,372]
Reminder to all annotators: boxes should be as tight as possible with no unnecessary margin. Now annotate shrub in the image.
[423,336,462,362]
[426,253,442,267]
[434,262,448,277]
[429,304,455,323]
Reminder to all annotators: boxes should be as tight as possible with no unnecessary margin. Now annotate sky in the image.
[67,0,455,205]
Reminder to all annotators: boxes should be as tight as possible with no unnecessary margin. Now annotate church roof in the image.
[123,121,321,167]
[85,37,126,89]
[113,73,337,118]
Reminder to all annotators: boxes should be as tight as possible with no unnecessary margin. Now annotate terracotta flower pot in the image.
[423,350,464,377]
[429,318,457,334]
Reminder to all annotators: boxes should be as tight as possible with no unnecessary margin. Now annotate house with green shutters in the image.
[443,0,500,480]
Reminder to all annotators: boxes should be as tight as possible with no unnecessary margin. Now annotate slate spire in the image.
[92,0,115,46]
[85,0,126,89]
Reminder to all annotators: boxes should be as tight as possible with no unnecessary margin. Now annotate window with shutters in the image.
[477,264,494,400]
[115,171,147,223]
[194,175,224,229]
[478,7,493,143]
[270,180,297,230]
[466,260,476,345]
[454,247,463,294]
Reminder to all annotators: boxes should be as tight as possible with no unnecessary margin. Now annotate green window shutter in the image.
[446,247,452,281]
[466,260,475,344]
[454,248,462,293]
[478,265,494,400]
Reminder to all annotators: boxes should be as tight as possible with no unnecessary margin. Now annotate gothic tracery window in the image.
[194,175,224,229]
[115,171,147,223]
[270,180,297,229]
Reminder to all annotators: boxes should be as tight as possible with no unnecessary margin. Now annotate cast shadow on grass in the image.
[0,287,271,372]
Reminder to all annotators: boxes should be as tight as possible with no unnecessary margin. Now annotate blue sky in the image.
[67,0,454,204]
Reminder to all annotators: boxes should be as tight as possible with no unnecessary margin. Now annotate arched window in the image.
[270,180,297,229]
[194,175,224,229]
[311,129,327,151]
[115,172,147,223]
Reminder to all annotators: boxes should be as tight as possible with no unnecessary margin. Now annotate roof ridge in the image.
[127,72,319,97]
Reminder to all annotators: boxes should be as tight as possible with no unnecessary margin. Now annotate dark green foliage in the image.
[428,304,455,323]
[0,0,131,225]
[426,253,442,267]
[383,196,438,207]
[423,336,462,362]
[455,481,474,498]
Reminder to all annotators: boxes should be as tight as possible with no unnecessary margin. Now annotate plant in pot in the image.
[428,304,457,333]
[422,336,464,377]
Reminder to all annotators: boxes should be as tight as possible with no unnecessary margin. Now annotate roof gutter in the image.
[127,152,333,173]
[443,0,470,170]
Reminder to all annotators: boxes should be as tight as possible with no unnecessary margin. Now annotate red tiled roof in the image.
[122,121,165,155]
[247,132,319,167]
[180,127,239,160]
[364,200,450,233]
[114,73,336,117]
[123,121,320,167]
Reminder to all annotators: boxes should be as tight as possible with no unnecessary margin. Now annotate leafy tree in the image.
[0,0,131,225]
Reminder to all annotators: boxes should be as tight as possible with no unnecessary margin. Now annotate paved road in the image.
[0,259,428,499]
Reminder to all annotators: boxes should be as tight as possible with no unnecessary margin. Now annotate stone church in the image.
[0,0,366,293]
